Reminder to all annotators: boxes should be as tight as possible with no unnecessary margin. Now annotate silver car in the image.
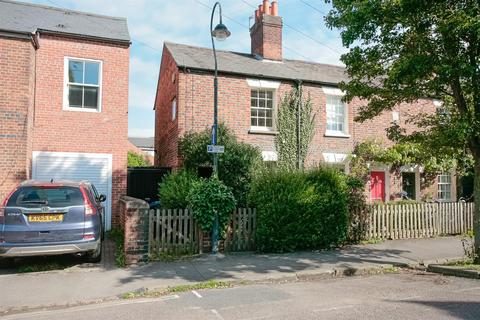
[0,180,105,263]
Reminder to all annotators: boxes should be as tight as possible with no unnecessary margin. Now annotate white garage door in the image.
[32,151,113,230]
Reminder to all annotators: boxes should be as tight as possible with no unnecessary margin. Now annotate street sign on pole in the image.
[207,145,225,154]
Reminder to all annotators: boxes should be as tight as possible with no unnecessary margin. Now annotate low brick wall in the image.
[119,196,150,264]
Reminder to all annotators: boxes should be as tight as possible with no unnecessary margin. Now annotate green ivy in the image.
[187,178,236,232]
[275,85,315,171]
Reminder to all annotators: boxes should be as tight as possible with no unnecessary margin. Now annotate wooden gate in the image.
[149,208,256,255]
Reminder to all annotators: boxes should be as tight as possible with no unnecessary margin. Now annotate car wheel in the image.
[86,242,102,263]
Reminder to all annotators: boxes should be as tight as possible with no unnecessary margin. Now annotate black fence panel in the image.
[127,167,171,202]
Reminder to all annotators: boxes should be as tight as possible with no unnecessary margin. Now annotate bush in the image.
[179,124,262,206]
[158,170,199,208]
[248,167,350,252]
[187,178,236,232]
[345,176,369,243]
[128,151,150,167]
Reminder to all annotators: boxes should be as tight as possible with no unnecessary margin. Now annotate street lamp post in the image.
[210,2,230,254]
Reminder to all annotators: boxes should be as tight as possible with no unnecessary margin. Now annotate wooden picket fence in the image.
[148,208,256,255]
[367,202,475,240]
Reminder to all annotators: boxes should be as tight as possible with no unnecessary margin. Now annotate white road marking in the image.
[454,286,480,293]
[3,295,180,320]
[191,290,202,298]
[396,295,421,301]
[211,309,225,320]
[313,305,355,313]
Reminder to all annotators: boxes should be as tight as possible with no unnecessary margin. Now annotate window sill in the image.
[63,106,101,113]
[324,131,351,138]
[249,129,278,135]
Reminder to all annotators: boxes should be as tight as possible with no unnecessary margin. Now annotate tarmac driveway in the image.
[0,239,116,275]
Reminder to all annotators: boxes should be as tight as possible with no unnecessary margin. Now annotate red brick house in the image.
[0,0,130,229]
[154,0,456,203]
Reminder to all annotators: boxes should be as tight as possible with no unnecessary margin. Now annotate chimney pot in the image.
[271,1,278,16]
[259,4,263,14]
[263,0,270,15]
[255,9,260,20]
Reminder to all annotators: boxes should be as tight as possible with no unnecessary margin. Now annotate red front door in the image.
[370,171,386,202]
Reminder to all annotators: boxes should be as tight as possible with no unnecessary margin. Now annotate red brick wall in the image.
[155,55,446,200]
[250,15,283,61]
[154,47,180,168]
[32,35,130,226]
[0,37,35,202]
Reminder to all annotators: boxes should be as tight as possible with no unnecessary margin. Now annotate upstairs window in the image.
[437,173,452,201]
[172,98,177,121]
[64,58,102,111]
[326,95,348,135]
[251,89,274,130]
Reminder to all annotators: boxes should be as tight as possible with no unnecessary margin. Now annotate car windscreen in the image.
[7,186,85,208]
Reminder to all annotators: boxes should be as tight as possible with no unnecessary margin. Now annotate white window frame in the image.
[172,98,177,121]
[322,87,349,138]
[437,172,452,201]
[63,57,103,113]
[247,79,279,132]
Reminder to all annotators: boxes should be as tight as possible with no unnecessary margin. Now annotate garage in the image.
[32,151,112,230]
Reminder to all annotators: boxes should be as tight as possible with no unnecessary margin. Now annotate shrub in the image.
[179,124,262,206]
[158,170,199,208]
[187,178,236,232]
[248,167,350,252]
[345,176,369,243]
[128,151,150,167]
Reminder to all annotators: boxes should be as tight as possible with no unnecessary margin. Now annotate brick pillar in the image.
[119,196,150,264]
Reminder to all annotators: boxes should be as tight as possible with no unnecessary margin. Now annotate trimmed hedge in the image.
[248,168,350,252]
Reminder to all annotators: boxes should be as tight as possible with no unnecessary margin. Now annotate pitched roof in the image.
[165,42,348,86]
[0,0,130,43]
[129,137,154,149]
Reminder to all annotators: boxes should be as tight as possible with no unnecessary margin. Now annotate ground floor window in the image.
[437,173,452,201]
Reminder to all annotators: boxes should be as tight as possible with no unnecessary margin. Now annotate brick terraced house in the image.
[154,0,456,203]
[0,0,130,229]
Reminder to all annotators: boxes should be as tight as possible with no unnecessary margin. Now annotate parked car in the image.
[0,180,105,263]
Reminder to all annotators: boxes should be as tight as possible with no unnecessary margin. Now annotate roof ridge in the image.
[0,0,127,21]
[165,41,345,69]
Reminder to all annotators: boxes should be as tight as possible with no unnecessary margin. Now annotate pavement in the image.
[0,236,466,315]
[2,272,480,320]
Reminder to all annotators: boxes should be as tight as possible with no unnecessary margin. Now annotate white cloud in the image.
[128,127,154,138]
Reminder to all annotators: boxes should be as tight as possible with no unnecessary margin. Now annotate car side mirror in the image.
[98,194,107,202]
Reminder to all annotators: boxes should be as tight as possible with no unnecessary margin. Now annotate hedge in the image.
[248,168,350,252]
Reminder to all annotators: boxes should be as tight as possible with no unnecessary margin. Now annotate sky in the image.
[26,0,347,138]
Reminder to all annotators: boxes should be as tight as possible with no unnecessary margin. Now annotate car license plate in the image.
[28,214,63,223]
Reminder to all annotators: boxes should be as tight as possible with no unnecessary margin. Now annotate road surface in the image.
[4,272,480,320]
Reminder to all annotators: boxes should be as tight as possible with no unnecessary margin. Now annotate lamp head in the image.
[212,23,231,41]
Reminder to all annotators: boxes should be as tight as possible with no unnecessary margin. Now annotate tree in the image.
[127,151,150,167]
[326,0,480,261]
[179,124,262,206]
[275,84,315,171]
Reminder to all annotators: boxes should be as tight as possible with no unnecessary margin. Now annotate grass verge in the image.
[107,228,126,268]
[445,259,480,271]
[121,280,239,299]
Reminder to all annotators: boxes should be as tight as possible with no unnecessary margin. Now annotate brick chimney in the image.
[250,0,283,61]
